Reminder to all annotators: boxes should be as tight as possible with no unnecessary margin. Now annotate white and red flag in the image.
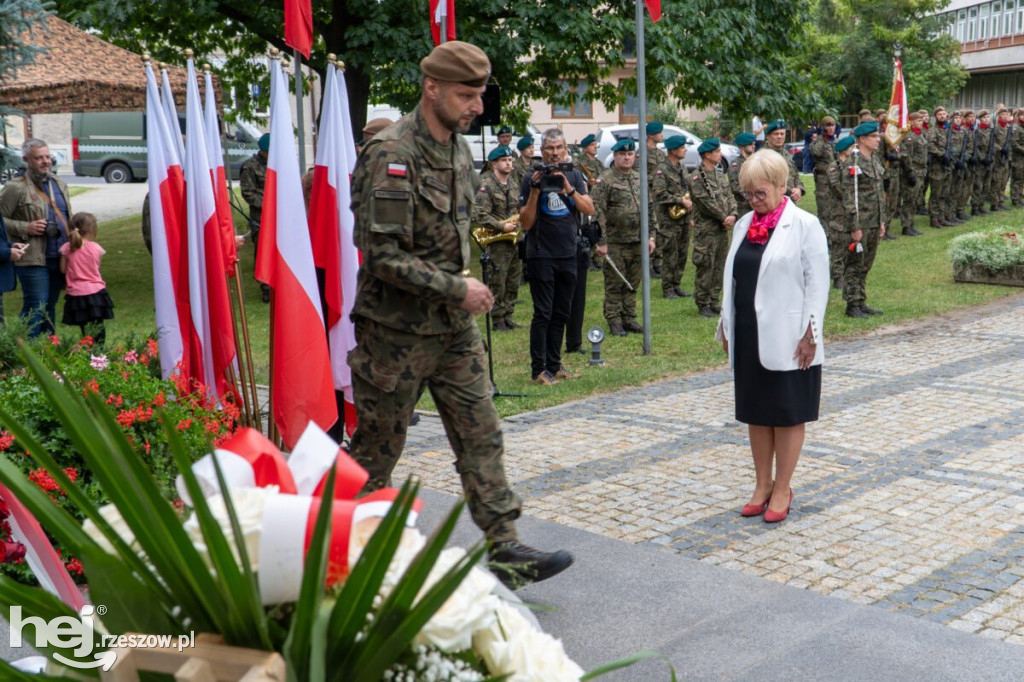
[203,68,239,276]
[146,61,189,380]
[885,58,909,146]
[255,57,337,448]
[645,0,662,22]
[308,63,360,437]
[184,58,237,401]
[160,67,186,164]
[284,0,313,59]
[430,0,455,45]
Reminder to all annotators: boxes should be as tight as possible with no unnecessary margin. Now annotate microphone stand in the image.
[470,228,528,399]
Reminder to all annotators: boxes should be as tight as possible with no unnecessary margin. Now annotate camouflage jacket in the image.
[727,155,751,217]
[841,152,885,232]
[822,155,848,228]
[651,157,690,220]
[576,154,603,191]
[1012,121,1024,158]
[927,123,951,164]
[512,155,533,190]
[239,152,267,212]
[903,128,928,172]
[645,145,667,186]
[765,144,805,194]
[948,126,965,165]
[809,135,838,179]
[472,173,517,234]
[350,104,478,334]
[592,167,658,244]
[689,164,736,232]
[993,122,1014,165]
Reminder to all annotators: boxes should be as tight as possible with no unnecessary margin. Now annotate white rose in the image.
[82,504,139,556]
[349,520,427,598]
[414,552,500,652]
[182,486,276,571]
[474,601,584,682]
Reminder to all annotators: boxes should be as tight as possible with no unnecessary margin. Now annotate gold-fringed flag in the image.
[884,58,909,146]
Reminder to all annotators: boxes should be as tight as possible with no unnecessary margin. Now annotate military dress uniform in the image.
[348,104,523,544]
[472,170,521,330]
[689,164,736,315]
[900,126,928,232]
[1011,115,1024,206]
[841,143,885,316]
[990,121,1013,210]
[652,154,692,298]
[592,165,657,331]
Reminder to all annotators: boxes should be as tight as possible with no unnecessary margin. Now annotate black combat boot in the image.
[698,306,716,318]
[488,541,574,589]
[860,304,884,315]
[846,305,869,318]
[609,323,627,336]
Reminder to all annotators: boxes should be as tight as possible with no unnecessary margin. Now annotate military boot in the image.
[609,323,627,337]
[663,289,681,299]
[846,305,869,319]
[623,320,644,334]
[861,304,884,315]
[698,306,716,318]
[488,541,574,589]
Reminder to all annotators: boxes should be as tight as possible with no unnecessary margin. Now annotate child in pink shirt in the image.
[60,212,114,345]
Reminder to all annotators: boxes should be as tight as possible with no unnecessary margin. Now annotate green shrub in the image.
[949,229,1024,272]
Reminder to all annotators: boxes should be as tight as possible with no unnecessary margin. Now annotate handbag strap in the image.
[31,179,69,232]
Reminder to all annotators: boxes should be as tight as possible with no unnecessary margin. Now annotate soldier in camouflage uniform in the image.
[652,135,693,299]
[512,136,535,193]
[1011,109,1024,207]
[240,134,271,301]
[348,41,572,587]
[575,133,604,272]
[899,110,926,235]
[955,110,976,223]
[729,133,757,218]
[762,120,805,202]
[941,110,966,226]
[592,138,657,336]
[990,107,1013,211]
[645,122,667,277]
[472,145,521,331]
[689,138,737,318]
[823,136,856,288]
[973,109,995,216]
[809,116,839,216]
[841,122,886,319]
[927,107,954,227]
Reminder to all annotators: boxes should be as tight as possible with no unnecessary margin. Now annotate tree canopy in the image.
[0,0,50,81]
[54,0,830,134]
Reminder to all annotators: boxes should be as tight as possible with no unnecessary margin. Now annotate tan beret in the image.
[979,109,990,117]
[858,109,872,117]
[819,115,836,126]
[917,109,929,116]
[420,41,491,87]
[875,109,888,118]
[934,106,946,114]
[997,106,1010,115]
[963,109,975,117]
[362,118,394,137]
[908,111,923,120]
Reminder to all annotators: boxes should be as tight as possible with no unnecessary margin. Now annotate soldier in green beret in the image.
[575,133,604,273]
[350,41,572,587]
[729,132,757,217]
[513,136,535,191]
[762,120,805,202]
[824,135,856,288]
[473,146,522,331]
[646,122,667,278]
[652,135,694,299]
[841,121,886,318]
[690,138,737,318]
[592,138,657,335]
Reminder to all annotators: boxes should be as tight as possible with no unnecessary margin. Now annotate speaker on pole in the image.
[479,83,501,126]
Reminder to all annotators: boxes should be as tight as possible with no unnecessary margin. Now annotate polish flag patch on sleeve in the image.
[387,163,408,178]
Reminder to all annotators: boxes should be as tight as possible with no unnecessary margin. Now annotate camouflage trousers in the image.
[928,164,952,222]
[691,224,729,309]
[899,173,924,230]
[842,227,880,308]
[655,211,690,294]
[824,221,847,282]
[884,178,901,231]
[955,170,973,216]
[348,317,522,542]
[990,163,1010,207]
[603,241,642,325]
[973,166,993,211]
[1012,161,1024,205]
[484,240,521,323]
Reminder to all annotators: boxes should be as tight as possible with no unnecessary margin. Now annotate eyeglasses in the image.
[741,190,769,202]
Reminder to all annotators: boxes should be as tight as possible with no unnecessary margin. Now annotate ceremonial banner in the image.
[203,68,238,275]
[255,58,337,447]
[160,67,185,164]
[645,0,662,22]
[284,0,313,58]
[430,0,456,45]
[885,58,909,146]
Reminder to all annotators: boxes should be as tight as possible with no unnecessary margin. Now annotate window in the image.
[969,6,978,40]
[619,92,659,123]
[980,4,989,40]
[992,2,1001,37]
[1005,1,1015,34]
[1018,1,1024,32]
[958,9,968,41]
[552,80,592,118]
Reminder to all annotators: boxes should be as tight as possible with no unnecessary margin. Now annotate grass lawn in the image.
[68,187,93,198]
[3,177,1019,418]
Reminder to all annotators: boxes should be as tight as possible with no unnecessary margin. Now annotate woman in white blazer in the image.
[716,150,829,523]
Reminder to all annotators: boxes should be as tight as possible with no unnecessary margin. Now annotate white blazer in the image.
[716,199,830,371]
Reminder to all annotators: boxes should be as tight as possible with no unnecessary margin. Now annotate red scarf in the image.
[746,196,788,245]
[911,127,922,135]
[999,119,1008,128]
[981,123,989,129]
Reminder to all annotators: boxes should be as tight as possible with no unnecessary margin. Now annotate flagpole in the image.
[294,49,307,173]
[635,0,652,355]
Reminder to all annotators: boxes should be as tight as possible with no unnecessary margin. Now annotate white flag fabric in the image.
[203,68,239,274]
[161,68,186,164]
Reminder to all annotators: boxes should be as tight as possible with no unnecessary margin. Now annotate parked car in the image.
[784,141,805,169]
[594,124,740,172]
[72,112,261,183]
[461,121,542,169]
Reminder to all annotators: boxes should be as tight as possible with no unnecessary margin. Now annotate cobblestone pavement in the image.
[395,293,1024,644]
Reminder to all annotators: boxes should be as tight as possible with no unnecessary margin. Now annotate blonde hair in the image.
[738,149,788,192]
[68,212,98,252]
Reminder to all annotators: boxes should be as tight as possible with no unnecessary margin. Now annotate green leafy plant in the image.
[949,229,1024,272]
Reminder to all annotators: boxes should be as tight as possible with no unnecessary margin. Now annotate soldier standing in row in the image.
[825,136,857,288]
[1011,109,1024,207]
[990,107,1013,211]
[646,122,667,278]
[762,120,804,202]
[899,110,926,235]
[729,132,757,218]
[974,109,995,216]
[652,135,693,299]
[880,123,902,239]
[575,133,604,273]
[473,146,522,331]
[927,107,953,228]
[842,122,886,319]
[943,110,966,226]
[240,133,271,302]
[512,135,534,190]
[348,41,573,588]
[592,138,656,336]
[689,138,737,318]
[809,116,839,214]
[955,110,976,223]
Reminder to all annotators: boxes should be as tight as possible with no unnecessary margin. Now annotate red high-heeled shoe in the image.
[764,491,793,524]
[740,499,769,517]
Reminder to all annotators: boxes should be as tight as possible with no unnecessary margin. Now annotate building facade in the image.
[937,0,1024,109]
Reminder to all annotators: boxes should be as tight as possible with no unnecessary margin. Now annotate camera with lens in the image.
[533,162,575,192]
[44,219,60,237]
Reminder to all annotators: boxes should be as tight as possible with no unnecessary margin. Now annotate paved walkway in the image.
[399,291,1024,678]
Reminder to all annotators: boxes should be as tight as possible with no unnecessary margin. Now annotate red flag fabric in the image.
[645,0,661,22]
[203,69,239,276]
[146,61,190,380]
[255,57,337,448]
[430,0,456,46]
[185,59,237,401]
[284,0,313,59]
[884,59,909,147]
[308,63,360,437]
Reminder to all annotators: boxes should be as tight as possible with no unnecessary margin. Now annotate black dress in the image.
[732,230,821,427]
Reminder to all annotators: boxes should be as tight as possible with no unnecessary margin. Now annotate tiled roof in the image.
[0,15,219,114]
